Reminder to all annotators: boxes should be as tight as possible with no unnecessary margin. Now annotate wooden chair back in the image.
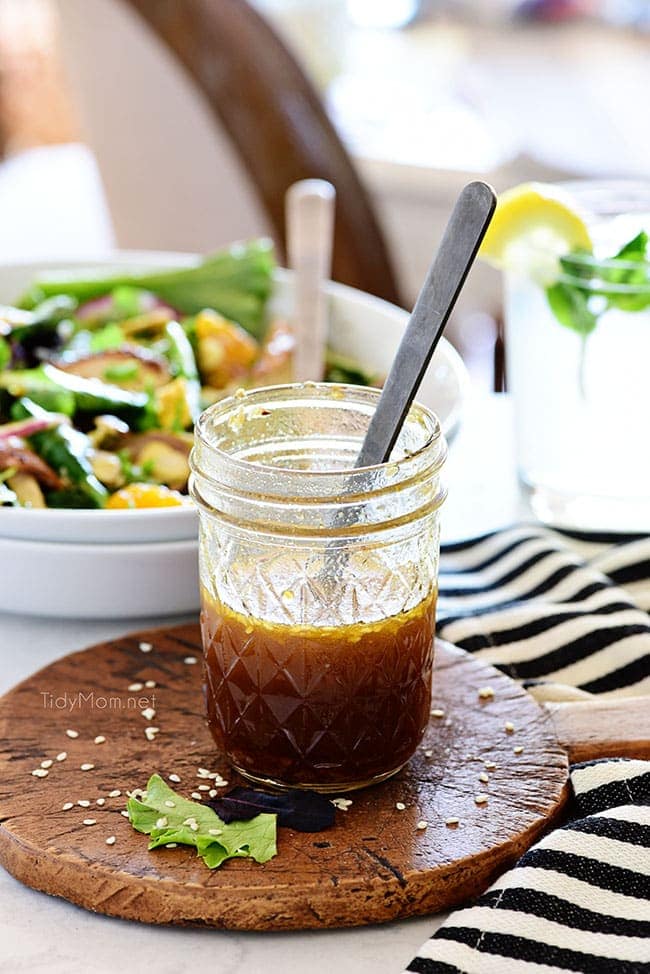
[122,0,401,305]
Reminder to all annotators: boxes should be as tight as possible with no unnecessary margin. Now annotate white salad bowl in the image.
[0,251,468,617]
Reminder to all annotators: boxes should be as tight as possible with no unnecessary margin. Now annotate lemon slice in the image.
[480,182,592,283]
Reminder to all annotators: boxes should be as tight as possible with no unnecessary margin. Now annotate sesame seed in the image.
[94,736,106,745]
[128,683,144,692]
[141,707,156,721]
[40,759,53,769]
[164,800,175,808]
[191,792,203,800]
[120,810,130,818]
[198,784,210,792]
[80,763,95,772]
[62,802,74,811]
[209,789,217,798]
[96,798,106,806]
[184,656,197,665]
[430,708,445,718]
[213,779,228,788]
[479,772,489,784]
[78,800,90,807]
[139,642,153,653]
[424,749,433,759]
[145,680,156,689]
[208,828,223,836]
[484,761,497,770]
[83,819,96,826]
[445,817,460,827]
[514,745,524,755]
[168,774,181,783]
[66,729,79,739]
[331,798,352,810]
[144,727,159,741]
[105,836,116,846]
[190,822,199,831]
[182,818,196,826]
[395,802,406,811]
[108,789,121,798]
[474,794,489,805]
[56,752,67,762]
[505,722,515,734]
[197,769,210,778]
[155,817,168,829]
[31,768,48,778]
[478,687,494,700]
[165,843,177,849]
[416,820,428,831]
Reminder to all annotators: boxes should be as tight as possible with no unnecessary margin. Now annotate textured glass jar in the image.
[190,383,447,792]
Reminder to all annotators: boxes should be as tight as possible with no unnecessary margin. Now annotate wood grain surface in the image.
[0,625,568,930]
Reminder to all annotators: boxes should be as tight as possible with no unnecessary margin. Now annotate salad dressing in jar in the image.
[191,384,446,792]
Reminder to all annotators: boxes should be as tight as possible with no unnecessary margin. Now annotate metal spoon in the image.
[356,180,496,467]
[285,179,336,382]
[320,181,496,582]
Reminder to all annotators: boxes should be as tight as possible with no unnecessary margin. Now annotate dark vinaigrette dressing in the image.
[201,587,437,789]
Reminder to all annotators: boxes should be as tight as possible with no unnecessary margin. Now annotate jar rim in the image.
[191,383,445,495]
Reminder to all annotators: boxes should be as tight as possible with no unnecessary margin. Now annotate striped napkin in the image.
[405,525,650,973]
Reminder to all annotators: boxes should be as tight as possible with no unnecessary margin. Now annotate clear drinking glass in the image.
[190,383,447,792]
[505,181,650,532]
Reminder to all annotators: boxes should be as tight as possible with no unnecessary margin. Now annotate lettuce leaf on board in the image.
[127,774,277,869]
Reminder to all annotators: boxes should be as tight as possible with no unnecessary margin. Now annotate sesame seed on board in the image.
[514,745,524,755]
[144,727,159,741]
[31,768,48,778]
[184,657,197,665]
[445,817,460,827]
[128,683,143,692]
[105,836,116,846]
[80,763,95,772]
[94,736,106,745]
[478,687,494,700]
[139,642,153,653]
[416,820,428,831]
[56,752,67,762]
[395,802,406,811]
[40,759,53,769]
[168,774,181,784]
[108,789,121,798]
[474,794,489,805]
[141,708,156,721]
[430,708,445,718]
[83,819,96,826]
[66,729,79,739]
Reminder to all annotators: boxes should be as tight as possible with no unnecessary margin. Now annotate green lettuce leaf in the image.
[127,774,277,869]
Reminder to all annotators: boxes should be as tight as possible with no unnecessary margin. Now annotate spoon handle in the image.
[286,179,336,382]
[356,181,496,468]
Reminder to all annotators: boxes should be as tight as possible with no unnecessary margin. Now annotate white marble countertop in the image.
[0,394,525,974]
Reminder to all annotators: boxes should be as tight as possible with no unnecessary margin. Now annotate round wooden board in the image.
[0,625,568,930]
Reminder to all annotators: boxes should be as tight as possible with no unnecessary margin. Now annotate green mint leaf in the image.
[546,281,597,336]
[126,774,277,869]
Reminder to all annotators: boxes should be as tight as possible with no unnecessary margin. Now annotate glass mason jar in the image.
[505,181,650,532]
[190,383,447,793]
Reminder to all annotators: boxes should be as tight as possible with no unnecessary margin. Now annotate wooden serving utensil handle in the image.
[546,696,650,763]
[286,178,336,382]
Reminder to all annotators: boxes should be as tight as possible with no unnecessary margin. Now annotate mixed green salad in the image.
[0,240,375,510]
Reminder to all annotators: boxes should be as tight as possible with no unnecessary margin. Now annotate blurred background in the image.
[0,0,648,389]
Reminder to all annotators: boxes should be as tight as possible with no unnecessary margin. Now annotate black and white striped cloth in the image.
[405,525,650,973]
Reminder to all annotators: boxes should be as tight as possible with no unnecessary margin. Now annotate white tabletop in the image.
[0,394,525,974]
